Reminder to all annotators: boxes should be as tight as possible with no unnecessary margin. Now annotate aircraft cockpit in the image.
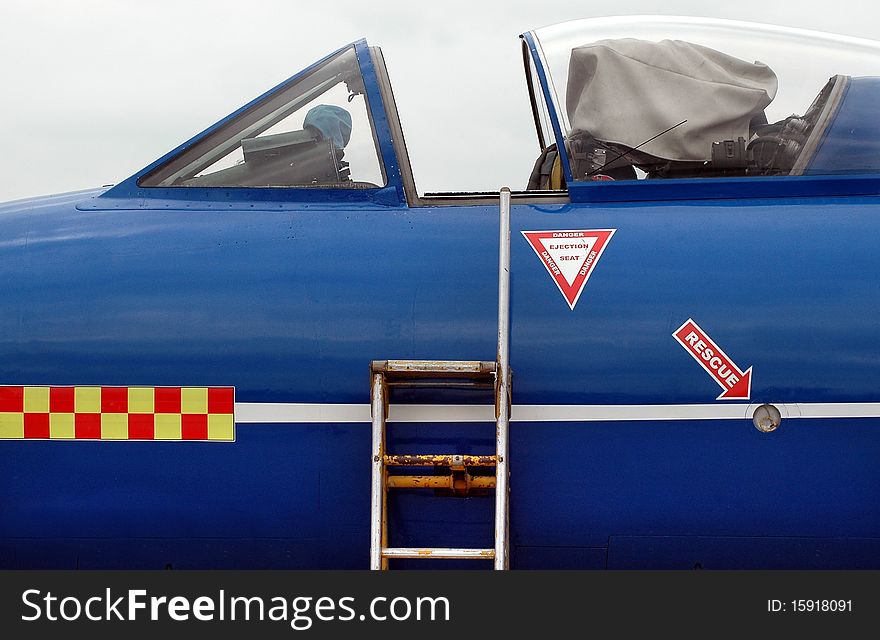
[139,47,385,190]
[117,17,880,208]
[523,17,880,196]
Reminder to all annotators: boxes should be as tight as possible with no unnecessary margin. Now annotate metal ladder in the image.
[369,188,512,570]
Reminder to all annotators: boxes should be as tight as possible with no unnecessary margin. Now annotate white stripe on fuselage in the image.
[233,402,880,423]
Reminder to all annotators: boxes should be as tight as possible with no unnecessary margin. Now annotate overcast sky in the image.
[1,0,879,202]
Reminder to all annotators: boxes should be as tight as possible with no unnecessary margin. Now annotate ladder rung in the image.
[384,454,497,467]
[382,547,495,559]
[387,475,496,490]
[385,380,494,389]
[372,360,496,379]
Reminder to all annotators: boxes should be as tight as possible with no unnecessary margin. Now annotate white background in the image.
[1,0,878,201]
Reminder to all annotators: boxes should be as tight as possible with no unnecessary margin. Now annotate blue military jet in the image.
[2,16,880,569]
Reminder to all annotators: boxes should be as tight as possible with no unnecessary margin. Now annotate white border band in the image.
[234,402,880,424]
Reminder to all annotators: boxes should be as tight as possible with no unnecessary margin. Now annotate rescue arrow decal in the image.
[521,229,615,309]
[672,318,753,401]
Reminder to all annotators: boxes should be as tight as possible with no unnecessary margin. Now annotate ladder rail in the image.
[369,373,387,570]
[494,187,512,570]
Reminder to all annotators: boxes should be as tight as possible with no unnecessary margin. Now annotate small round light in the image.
[752,404,782,433]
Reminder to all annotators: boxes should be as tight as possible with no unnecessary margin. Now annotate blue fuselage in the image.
[1,187,878,568]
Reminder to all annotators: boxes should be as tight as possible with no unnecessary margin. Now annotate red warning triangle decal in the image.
[521,229,616,310]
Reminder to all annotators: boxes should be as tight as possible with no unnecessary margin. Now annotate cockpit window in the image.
[530,18,880,184]
[139,47,385,188]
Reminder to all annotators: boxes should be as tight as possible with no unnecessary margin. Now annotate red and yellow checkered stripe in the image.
[0,386,234,441]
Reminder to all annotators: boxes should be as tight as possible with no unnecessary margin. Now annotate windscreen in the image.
[140,47,385,189]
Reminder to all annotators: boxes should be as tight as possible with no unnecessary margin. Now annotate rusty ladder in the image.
[369,188,512,570]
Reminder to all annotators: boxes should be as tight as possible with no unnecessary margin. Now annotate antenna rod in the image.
[585,119,688,178]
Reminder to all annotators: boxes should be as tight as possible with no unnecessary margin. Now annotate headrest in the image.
[303,104,353,150]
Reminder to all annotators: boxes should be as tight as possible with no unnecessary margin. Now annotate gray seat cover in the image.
[566,38,778,162]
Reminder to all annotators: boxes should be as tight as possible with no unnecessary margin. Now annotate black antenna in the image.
[584,119,688,178]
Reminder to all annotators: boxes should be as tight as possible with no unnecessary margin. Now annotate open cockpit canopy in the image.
[524,16,880,187]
